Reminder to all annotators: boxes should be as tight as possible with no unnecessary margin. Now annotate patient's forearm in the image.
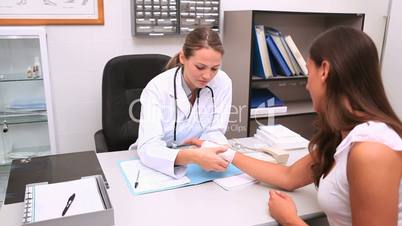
[232,152,313,191]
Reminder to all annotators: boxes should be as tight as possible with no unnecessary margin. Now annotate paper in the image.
[119,159,243,195]
[120,159,191,195]
[27,176,105,223]
[213,174,257,190]
[213,152,276,190]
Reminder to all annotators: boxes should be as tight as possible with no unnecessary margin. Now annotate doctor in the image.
[130,26,233,178]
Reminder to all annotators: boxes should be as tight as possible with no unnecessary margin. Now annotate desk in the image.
[0,149,324,226]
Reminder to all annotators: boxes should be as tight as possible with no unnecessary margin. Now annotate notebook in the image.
[23,176,106,224]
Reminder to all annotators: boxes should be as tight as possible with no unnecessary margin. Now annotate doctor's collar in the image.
[181,71,192,99]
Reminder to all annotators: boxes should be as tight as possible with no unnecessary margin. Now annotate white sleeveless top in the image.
[317,121,402,226]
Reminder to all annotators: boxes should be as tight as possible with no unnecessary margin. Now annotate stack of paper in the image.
[254,124,309,150]
[230,137,289,164]
[213,152,276,190]
[213,174,257,190]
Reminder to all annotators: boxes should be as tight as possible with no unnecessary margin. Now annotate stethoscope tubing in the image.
[173,66,215,142]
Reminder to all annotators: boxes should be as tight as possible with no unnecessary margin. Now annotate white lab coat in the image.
[129,66,232,178]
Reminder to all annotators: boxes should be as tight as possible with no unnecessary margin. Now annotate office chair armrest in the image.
[94,129,109,153]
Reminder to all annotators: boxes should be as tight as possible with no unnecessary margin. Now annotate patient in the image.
[229,26,402,225]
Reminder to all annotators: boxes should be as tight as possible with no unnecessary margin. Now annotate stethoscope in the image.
[173,66,215,143]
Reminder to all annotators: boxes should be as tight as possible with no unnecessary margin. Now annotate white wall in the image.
[381,0,402,119]
[44,0,390,153]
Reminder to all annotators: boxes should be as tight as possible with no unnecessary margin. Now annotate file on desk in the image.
[22,175,114,226]
[213,152,276,191]
[119,159,242,195]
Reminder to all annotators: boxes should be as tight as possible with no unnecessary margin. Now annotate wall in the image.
[381,0,402,119]
[43,0,390,153]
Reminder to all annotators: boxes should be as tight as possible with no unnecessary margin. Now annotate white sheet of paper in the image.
[32,177,104,222]
[120,159,190,194]
[213,152,276,190]
[213,173,257,190]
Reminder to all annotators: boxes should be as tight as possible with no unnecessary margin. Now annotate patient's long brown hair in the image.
[308,26,402,186]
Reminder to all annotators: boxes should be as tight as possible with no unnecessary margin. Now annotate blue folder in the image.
[118,159,242,195]
[251,88,285,108]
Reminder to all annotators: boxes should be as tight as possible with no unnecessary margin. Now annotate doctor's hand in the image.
[196,147,229,172]
[183,138,204,147]
[268,190,306,226]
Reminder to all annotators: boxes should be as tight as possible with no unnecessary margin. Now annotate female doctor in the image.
[130,26,233,178]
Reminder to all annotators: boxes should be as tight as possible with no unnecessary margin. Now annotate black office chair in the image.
[94,54,171,152]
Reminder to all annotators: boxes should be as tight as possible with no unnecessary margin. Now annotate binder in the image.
[250,88,285,108]
[265,27,297,75]
[22,175,114,226]
[284,35,308,75]
[266,35,292,77]
[265,27,305,76]
[5,151,108,204]
[252,25,274,78]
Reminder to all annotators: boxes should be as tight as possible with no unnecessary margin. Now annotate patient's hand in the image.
[268,190,305,226]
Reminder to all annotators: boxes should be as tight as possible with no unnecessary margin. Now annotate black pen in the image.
[62,193,75,216]
[134,170,140,189]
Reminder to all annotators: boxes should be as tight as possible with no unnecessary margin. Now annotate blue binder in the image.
[252,26,265,79]
[266,35,292,77]
[251,88,285,108]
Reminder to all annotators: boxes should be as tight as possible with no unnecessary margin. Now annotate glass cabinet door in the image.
[0,27,56,205]
[0,27,56,165]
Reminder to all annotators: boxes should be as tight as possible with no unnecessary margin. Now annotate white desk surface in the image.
[0,149,323,226]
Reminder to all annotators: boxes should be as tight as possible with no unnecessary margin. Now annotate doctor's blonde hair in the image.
[165,26,224,70]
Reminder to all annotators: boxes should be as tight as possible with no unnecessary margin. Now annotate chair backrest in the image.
[102,54,171,151]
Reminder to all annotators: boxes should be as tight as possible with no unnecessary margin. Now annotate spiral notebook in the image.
[22,176,109,225]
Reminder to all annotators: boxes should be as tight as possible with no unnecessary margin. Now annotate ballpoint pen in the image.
[134,169,140,189]
[62,193,75,216]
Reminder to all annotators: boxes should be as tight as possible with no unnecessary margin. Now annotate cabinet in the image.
[0,27,56,165]
[222,10,364,139]
[132,0,220,36]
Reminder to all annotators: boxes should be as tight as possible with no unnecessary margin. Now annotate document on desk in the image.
[212,152,275,190]
[119,159,242,195]
[23,176,105,223]
[120,159,191,195]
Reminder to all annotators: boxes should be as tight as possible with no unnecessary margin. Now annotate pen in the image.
[134,169,140,189]
[62,193,75,216]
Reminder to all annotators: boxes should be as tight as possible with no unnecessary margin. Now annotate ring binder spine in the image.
[23,186,34,224]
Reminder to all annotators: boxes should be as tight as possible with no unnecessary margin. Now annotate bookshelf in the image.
[222,10,364,139]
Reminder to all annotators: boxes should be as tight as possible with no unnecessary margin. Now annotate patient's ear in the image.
[320,60,330,82]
